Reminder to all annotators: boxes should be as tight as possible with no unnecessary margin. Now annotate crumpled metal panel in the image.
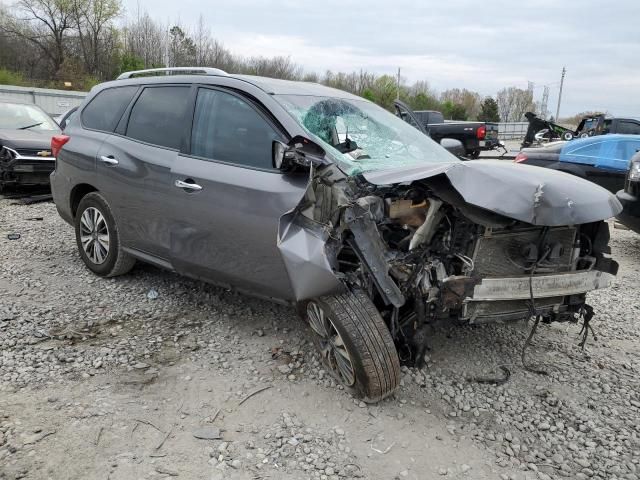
[363,160,622,226]
[277,212,345,302]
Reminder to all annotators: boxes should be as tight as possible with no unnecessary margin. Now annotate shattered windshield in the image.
[275,95,458,175]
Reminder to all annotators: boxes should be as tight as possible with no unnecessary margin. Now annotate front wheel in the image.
[303,290,400,403]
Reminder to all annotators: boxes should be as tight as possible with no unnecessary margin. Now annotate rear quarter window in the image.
[81,86,138,132]
[125,86,191,150]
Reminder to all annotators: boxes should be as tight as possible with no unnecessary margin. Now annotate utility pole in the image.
[527,81,534,94]
[555,67,566,121]
[396,67,401,100]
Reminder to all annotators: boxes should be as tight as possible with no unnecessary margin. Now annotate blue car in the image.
[515,134,640,193]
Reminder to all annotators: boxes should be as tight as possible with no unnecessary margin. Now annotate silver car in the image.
[51,67,621,402]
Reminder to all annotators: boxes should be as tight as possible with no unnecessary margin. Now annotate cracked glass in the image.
[275,95,458,175]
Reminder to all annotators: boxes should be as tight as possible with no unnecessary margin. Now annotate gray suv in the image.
[51,67,621,402]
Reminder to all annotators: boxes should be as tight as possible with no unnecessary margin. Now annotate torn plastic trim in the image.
[469,270,614,302]
[343,204,405,308]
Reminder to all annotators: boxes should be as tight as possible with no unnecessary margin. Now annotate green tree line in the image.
[0,0,527,122]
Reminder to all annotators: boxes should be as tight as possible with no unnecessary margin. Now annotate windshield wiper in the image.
[18,122,43,130]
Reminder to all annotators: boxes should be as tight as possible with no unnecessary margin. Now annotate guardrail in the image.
[0,84,87,115]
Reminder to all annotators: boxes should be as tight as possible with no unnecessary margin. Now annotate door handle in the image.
[175,179,203,191]
[100,155,119,165]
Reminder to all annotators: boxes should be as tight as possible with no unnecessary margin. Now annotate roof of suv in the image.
[232,75,360,99]
[106,68,362,101]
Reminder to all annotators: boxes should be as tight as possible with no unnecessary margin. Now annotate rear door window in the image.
[125,86,191,149]
[617,121,640,135]
[190,88,281,169]
[81,86,138,132]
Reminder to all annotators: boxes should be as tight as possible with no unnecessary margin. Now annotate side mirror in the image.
[272,141,288,169]
[272,136,326,170]
[440,138,465,157]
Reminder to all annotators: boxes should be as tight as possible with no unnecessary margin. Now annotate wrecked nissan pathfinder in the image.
[51,68,622,402]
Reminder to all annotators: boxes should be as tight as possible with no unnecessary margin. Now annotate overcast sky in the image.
[122,0,639,118]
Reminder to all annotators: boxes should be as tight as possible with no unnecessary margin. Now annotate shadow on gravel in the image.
[0,185,52,204]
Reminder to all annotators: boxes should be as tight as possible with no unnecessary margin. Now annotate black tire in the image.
[562,132,574,141]
[303,289,400,403]
[74,192,135,277]
[466,149,480,159]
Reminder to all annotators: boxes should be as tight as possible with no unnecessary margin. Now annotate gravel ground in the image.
[1,198,639,480]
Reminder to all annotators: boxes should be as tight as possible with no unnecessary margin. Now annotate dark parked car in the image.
[616,150,640,233]
[0,99,60,190]
[51,67,621,402]
[515,134,640,193]
[394,101,500,158]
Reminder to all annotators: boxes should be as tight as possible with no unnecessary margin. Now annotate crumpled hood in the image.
[363,160,622,226]
[0,129,59,150]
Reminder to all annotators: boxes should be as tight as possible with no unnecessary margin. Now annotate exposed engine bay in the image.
[279,161,620,366]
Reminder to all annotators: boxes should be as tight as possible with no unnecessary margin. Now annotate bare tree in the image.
[122,10,166,68]
[496,87,534,122]
[168,24,195,67]
[192,14,211,66]
[71,0,121,76]
[1,0,76,75]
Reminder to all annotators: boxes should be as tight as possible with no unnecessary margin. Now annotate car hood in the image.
[0,129,59,150]
[362,160,622,226]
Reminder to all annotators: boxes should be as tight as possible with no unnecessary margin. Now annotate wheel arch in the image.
[70,183,98,218]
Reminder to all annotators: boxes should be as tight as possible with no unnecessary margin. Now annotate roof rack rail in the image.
[117,67,228,80]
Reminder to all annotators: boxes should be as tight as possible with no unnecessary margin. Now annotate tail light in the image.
[514,153,528,163]
[51,135,70,158]
[476,125,486,140]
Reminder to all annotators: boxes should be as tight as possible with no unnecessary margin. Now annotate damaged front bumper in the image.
[470,270,614,302]
[0,146,55,186]
[448,268,615,323]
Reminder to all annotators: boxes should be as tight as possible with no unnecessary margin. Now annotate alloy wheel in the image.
[306,301,356,386]
[79,207,110,264]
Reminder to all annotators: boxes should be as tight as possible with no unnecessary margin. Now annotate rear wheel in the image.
[303,289,400,402]
[75,192,135,277]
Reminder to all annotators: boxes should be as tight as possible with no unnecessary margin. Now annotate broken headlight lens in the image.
[630,159,640,182]
[0,146,16,163]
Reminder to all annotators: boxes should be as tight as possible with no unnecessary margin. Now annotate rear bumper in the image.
[50,170,74,225]
[616,189,640,234]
